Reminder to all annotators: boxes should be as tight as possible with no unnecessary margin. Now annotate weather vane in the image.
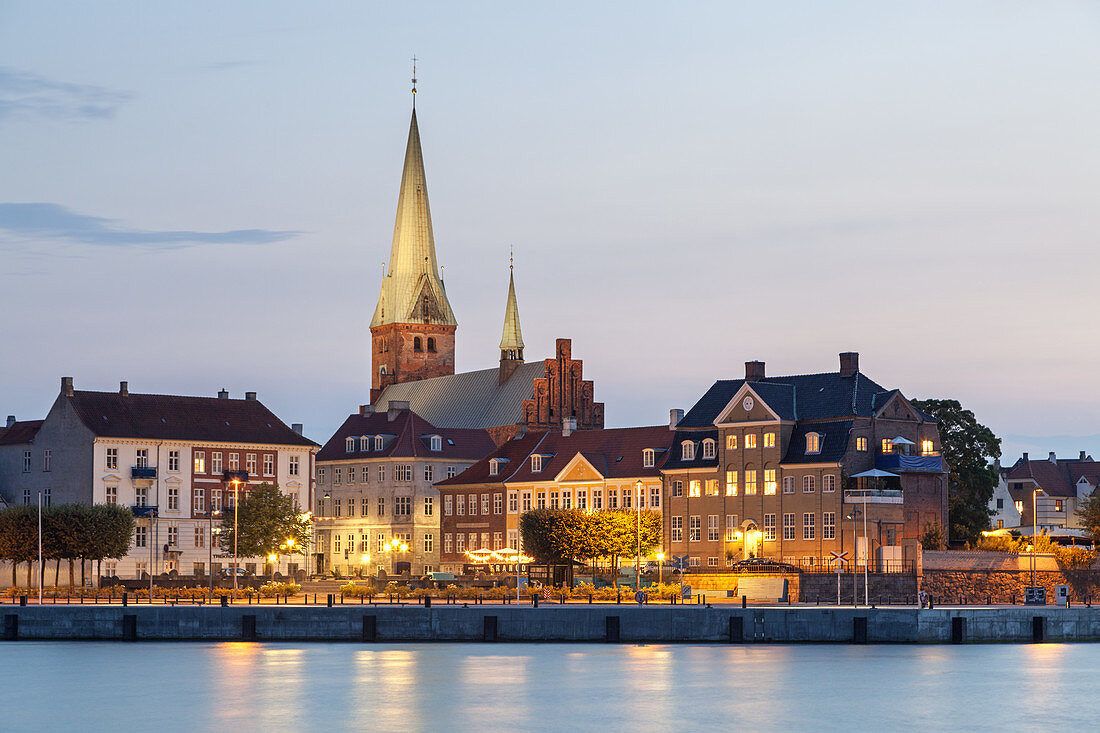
[411,55,418,105]
[510,244,514,271]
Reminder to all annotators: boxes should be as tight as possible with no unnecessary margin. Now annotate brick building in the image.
[661,353,948,571]
[0,378,317,582]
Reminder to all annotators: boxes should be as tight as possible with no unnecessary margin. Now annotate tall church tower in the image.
[498,261,525,384]
[370,101,457,402]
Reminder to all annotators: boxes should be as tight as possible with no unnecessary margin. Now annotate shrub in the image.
[1055,546,1096,569]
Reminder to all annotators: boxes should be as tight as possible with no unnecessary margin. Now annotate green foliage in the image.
[1076,490,1100,544]
[911,398,1001,545]
[1054,546,1095,569]
[974,533,1024,552]
[258,581,301,597]
[919,521,947,550]
[0,504,134,586]
[519,508,662,564]
[218,483,311,562]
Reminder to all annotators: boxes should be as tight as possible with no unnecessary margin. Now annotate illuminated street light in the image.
[656,552,665,586]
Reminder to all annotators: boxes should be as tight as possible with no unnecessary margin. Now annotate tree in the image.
[911,398,1001,546]
[919,520,947,551]
[0,505,38,587]
[219,484,311,578]
[1077,489,1100,545]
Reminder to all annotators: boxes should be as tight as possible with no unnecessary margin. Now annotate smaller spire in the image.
[499,253,524,352]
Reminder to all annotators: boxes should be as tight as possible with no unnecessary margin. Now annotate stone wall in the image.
[923,569,1100,604]
[798,572,919,604]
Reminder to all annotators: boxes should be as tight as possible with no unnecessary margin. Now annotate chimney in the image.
[745,361,765,381]
[562,416,577,437]
[245,391,257,401]
[359,404,375,417]
[514,423,528,439]
[388,400,410,421]
[1080,451,1087,461]
[1022,452,1029,462]
[6,415,15,428]
[218,389,229,399]
[291,423,303,435]
[670,408,684,431]
[1049,451,1057,464]
[119,381,129,396]
[839,352,860,378]
[61,377,74,397]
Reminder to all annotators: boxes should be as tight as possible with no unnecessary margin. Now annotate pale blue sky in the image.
[2,2,1100,461]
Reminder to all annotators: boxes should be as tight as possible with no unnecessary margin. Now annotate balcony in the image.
[130,505,159,518]
[876,454,944,474]
[844,488,903,505]
[131,466,157,480]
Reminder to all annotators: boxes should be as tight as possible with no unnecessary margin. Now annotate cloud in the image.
[0,67,132,121]
[0,203,300,249]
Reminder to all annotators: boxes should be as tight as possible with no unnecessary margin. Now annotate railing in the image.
[131,466,156,479]
[875,454,944,473]
[844,488,903,504]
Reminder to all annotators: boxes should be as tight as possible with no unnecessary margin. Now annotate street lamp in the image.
[360,553,370,578]
[267,553,278,580]
[210,525,223,595]
[634,480,644,592]
[655,552,665,586]
[231,479,241,595]
[1031,488,1044,588]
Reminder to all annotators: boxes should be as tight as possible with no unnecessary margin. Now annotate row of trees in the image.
[0,504,134,587]
[519,508,662,586]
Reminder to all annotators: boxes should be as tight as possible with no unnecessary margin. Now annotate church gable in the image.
[522,339,604,431]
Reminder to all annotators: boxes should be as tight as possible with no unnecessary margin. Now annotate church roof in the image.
[370,108,457,329]
[372,361,545,430]
[499,268,524,351]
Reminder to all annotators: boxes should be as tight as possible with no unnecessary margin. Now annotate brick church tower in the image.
[370,103,457,403]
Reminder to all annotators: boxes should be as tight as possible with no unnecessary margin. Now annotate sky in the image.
[2,2,1100,462]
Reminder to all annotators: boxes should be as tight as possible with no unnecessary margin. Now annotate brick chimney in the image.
[291,423,303,435]
[1049,451,1057,463]
[670,408,684,431]
[218,389,229,399]
[245,391,257,401]
[1022,452,1029,462]
[6,415,14,428]
[61,377,74,397]
[119,381,129,396]
[1080,451,1087,461]
[359,404,375,417]
[562,416,577,437]
[745,361,765,381]
[839,352,860,378]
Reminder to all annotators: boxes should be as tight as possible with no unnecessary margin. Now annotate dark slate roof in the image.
[678,371,890,428]
[505,426,673,483]
[659,429,719,471]
[371,362,545,429]
[67,391,317,447]
[435,431,549,486]
[316,409,496,462]
[0,420,43,445]
[780,421,852,465]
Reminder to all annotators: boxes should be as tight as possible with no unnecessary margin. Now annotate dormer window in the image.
[681,441,695,461]
[702,439,716,459]
[642,449,655,468]
[430,435,442,452]
[489,459,501,477]
[806,433,822,454]
[345,437,355,453]
[360,436,370,452]
[374,435,385,451]
[531,455,543,473]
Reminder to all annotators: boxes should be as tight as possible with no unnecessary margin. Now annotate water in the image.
[0,642,1093,732]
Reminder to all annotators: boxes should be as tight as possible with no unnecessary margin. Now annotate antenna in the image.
[411,55,418,107]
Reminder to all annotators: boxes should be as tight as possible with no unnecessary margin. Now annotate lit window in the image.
[745,434,757,449]
[726,435,737,450]
[106,448,118,470]
[689,480,701,497]
[745,470,758,495]
[764,433,775,448]
[1014,500,1023,514]
[643,449,655,468]
[763,514,776,541]
[681,442,695,461]
[856,437,868,452]
[806,433,821,454]
[726,471,738,496]
[702,439,716,459]
[1055,500,1064,512]
[921,439,935,456]
[764,469,777,495]
[705,479,719,496]
[881,439,893,454]
[724,516,737,542]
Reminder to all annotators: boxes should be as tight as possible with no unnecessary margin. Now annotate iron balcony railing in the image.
[843,488,904,504]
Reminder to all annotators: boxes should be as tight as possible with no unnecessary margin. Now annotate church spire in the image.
[498,256,525,384]
[370,104,457,329]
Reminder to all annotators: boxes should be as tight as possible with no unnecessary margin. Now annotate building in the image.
[0,378,317,581]
[435,421,675,575]
[988,465,1022,531]
[660,353,949,571]
[367,99,603,443]
[313,401,496,577]
[999,451,1096,539]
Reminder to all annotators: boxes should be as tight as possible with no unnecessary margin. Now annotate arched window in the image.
[702,439,716,459]
[427,337,436,353]
[681,441,695,461]
[806,433,821,454]
[642,449,655,468]
[430,435,442,451]
[360,436,370,452]
[345,437,355,453]
[378,339,385,353]
[414,337,423,352]
[782,476,795,494]
[374,435,384,451]
[803,475,816,493]
[379,365,387,375]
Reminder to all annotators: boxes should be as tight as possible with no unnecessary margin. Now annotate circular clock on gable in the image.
[742,396,754,411]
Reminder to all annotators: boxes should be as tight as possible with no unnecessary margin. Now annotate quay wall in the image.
[4,606,1100,644]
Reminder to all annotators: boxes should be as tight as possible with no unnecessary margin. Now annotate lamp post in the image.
[656,552,665,587]
[231,479,241,596]
[847,509,862,606]
[634,480,643,592]
[360,553,370,578]
[37,491,43,605]
[208,509,221,595]
[1032,488,1043,588]
[862,492,869,607]
[282,537,297,581]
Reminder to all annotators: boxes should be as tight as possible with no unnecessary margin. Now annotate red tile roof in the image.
[0,420,43,445]
[435,431,548,486]
[1005,456,1100,497]
[316,409,496,462]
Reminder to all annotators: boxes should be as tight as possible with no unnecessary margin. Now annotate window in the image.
[414,336,423,352]
[643,449,655,468]
[167,486,179,510]
[921,439,935,456]
[334,499,341,517]
[681,441,695,461]
[446,465,457,479]
[782,476,795,494]
[620,490,629,509]
[135,526,147,548]
[725,515,738,542]
[726,435,737,450]
[671,516,683,543]
[1055,500,1064,512]
[334,535,342,553]
[375,436,385,451]
[455,534,465,553]
[396,465,412,482]
[745,470,758,495]
[996,498,1005,509]
[378,465,386,482]
[688,480,701,497]
[22,489,30,505]
[494,493,503,514]
[470,494,479,515]
[263,454,274,476]
[444,534,453,554]
[395,496,411,516]
[318,467,326,483]
[881,439,893,454]
[823,512,836,540]
[457,495,465,516]
[783,513,796,540]
[427,337,436,352]
[360,436,370,452]
[378,497,386,516]
[702,439,716,459]
[362,466,370,483]
[705,479,719,496]
[136,449,149,468]
[803,513,816,540]
[1015,500,1023,514]
[509,530,518,550]
[424,534,434,553]
[106,486,117,505]
[608,489,617,509]
[708,556,720,568]
[424,497,434,516]
[167,450,179,472]
[346,437,355,453]
[672,481,684,498]
[823,475,836,493]
[764,432,775,448]
[135,487,148,507]
[167,525,178,546]
[531,455,543,472]
[211,452,223,473]
[689,557,700,568]
[745,434,757,450]
[106,448,118,470]
[43,450,51,472]
[228,453,239,471]
[493,532,503,550]
[334,468,342,485]
[764,469,776,495]
[43,489,50,507]
[376,534,385,552]
[803,476,816,493]
[347,498,356,516]
[508,491,518,512]
[489,460,500,477]
[522,491,532,511]
[134,561,147,578]
[806,433,821,454]
[430,436,442,452]
[211,489,222,512]
[708,515,720,542]
[726,471,738,496]
[856,436,868,452]
[192,488,205,513]
[444,495,453,515]
[996,519,1005,529]
[22,451,31,472]
[481,494,490,515]
[763,514,776,541]
[689,516,701,542]
[650,486,660,508]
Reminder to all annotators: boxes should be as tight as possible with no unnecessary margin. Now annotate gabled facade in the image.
[1001,451,1097,535]
[661,353,948,570]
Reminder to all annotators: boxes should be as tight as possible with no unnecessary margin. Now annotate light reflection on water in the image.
[1,642,1097,732]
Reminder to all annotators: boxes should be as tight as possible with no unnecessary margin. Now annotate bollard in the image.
[532,595,539,608]
[19,596,27,607]
[327,593,334,608]
[425,595,431,609]
[220,595,228,607]
[122,592,128,607]
[589,594,593,604]
[742,595,747,609]
[928,596,934,610]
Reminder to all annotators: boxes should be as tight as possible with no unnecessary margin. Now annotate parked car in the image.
[221,567,251,577]
[730,558,798,572]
